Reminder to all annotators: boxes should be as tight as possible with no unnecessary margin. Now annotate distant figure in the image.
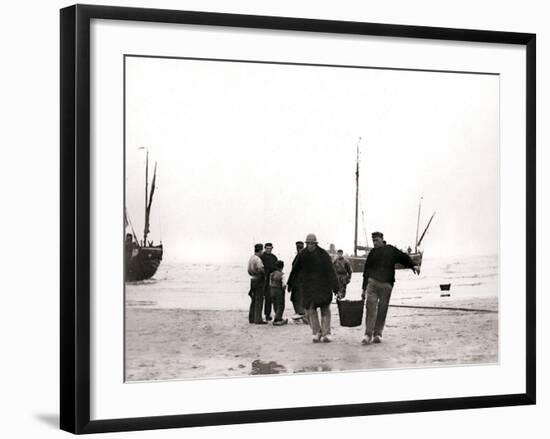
[125,233,134,258]
[248,243,266,324]
[333,250,352,299]
[260,243,278,322]
[270,260,288,326]
[407,246,412,254]
[288,233,339,343]
[361,231,420,344]
[289,240,307,322]
[125,233,137,266]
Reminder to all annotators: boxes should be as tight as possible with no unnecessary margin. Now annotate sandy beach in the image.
[125,296,498,382]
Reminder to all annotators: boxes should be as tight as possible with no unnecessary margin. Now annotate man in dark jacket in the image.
[260,243,278,322]
[289,240,307,321]
[361,231,420,345]
[288,233,339,343]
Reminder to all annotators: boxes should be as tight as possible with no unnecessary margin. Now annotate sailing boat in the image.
[125,149,163,282]
[342,138,435,273]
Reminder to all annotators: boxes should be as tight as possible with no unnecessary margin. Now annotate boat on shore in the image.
[331,138,434,273]
[346,249,424,273]
[125,149,163,282]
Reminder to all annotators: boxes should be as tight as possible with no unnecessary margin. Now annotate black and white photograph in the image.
[124,55,499,382]
[0,0,546,435]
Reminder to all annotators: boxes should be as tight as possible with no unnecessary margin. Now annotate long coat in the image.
[288,246,339,308]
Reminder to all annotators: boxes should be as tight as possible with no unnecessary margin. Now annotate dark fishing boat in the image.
[125,149,163,282]
[335,138,435,273]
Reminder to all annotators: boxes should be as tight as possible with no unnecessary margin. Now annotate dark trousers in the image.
[290,286,305,315]
[263,279,272,319]
[248,277,265,323]
[307,304,331,336]
[270,287,285,321]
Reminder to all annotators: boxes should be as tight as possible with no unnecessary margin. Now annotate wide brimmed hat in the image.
[305,233,318,244]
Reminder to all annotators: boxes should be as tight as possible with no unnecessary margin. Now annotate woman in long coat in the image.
[288,234,339,342]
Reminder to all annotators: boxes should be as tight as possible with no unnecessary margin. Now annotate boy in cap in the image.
[270,260,288,326]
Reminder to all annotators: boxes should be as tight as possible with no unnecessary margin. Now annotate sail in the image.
[126,149,163,282]
[148,162,157,210]
[417,212,436,248]
[143,162,157,243]
[125,207,139,243]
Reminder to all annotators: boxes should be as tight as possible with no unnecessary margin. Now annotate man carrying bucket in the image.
[361,231,420,345]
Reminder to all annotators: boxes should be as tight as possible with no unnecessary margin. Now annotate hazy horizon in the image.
[125,56,499,266]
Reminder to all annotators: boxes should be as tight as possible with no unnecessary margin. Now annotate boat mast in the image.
[354,137,361,256]
[417,212,436,248]
[143,149,149,245]
[415,196,423,253]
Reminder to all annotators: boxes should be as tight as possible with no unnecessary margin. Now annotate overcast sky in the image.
[125,56,499,265]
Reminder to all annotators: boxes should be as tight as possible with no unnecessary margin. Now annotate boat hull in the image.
[347,252,422,273]
[126,245,163,281]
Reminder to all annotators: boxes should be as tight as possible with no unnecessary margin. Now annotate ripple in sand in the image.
[294,365,332,373]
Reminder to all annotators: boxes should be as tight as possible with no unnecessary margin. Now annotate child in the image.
[270,260,288,326]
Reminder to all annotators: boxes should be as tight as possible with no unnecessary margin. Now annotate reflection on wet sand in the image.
[250,360,287,375]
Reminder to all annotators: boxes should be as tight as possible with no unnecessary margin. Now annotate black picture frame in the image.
[60,4,536,434]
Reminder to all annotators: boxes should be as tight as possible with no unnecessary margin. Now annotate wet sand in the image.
[125,296,498,381]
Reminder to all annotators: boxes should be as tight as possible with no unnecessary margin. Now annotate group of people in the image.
[247,231,420,344]
[247,241,308,326]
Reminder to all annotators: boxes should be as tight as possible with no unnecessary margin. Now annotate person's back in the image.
[270,269,285,289]
[261,252,278,274]
[248,253,264,278]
